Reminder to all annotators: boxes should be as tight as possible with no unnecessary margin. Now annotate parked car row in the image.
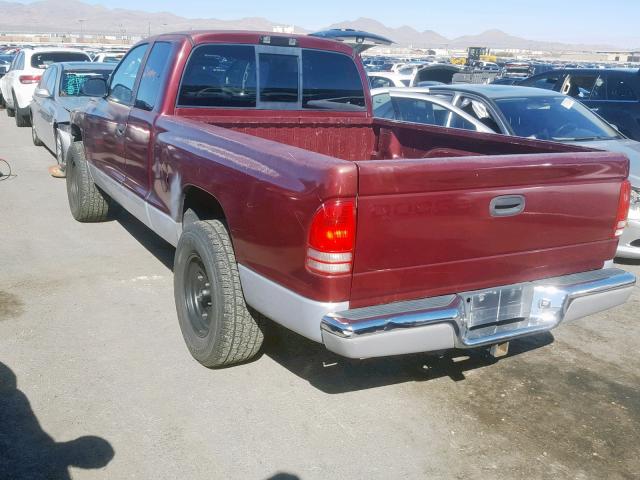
[0,46,116,175]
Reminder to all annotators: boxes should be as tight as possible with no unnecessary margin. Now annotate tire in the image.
[31,120,43,146]
[54,128,64,166]
[0,92,5,109]
[6,101,15,117]
[174,219,264,367]
[65,141,114,222]
[13,93,30,127]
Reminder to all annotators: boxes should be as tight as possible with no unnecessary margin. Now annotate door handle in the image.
[490,195,526,217]
[115,124,126,137]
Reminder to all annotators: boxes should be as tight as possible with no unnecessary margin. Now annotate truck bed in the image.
[160,113,627,308]
[179,113,588,162]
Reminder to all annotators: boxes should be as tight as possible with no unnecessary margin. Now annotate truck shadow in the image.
[115,210,175,271]
[0,361,114,479]
[262,323,554,394]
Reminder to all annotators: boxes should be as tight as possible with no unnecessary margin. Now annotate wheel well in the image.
[182,186,226,222]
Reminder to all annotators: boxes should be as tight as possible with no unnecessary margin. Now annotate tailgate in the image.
[351,151,628,308]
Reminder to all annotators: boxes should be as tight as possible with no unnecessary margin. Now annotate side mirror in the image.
[80,77,107,97]
[34,87,52,98]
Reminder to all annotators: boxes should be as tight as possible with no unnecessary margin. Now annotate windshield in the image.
[60,70,111,97]
[495,96,621,141]
[0,55,14,64]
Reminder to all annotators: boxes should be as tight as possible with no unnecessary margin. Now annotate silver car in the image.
[30,61,114,167]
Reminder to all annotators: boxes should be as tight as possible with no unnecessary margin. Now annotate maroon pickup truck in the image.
[65,31,635,367]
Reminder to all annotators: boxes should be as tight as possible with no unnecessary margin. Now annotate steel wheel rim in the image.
[68,159,79,209]
[184,253,213,337]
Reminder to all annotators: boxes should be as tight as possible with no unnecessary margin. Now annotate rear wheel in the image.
[174,219,264,367]
[65,141,114,222]
[14,93,30,127]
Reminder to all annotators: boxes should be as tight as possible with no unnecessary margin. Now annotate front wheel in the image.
[174,219,264,367]
[54,129,64,166]
[31,119,43,146]
[65,141,115,222]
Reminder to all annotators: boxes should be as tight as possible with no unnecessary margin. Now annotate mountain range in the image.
[0,0,630,51]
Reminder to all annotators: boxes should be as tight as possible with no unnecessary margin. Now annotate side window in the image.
[258,53,299,103]
[565,74,599,99]
[370,76,394,89]
[521,73,563,91]
[135,42,174,111]
[37,68,52,89]
[458,96,501,133]
[590,76,606,100]
[372,93,394,119]
[449,112,479,131]
[607,75,638,101]
[108,44,148,105]
[8,55,17,72]
[178,44,256,108]
[15,52,25,70]
[302,50,366,110]
[393,97,436,124]
[46,67,57,93]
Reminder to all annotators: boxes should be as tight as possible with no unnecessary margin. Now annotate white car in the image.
[370,87,494,134]
[368,72,407,88]
[93,51,126,64]
[0,47,90,126]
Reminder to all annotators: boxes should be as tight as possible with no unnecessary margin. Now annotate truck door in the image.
[124,41,176,199]
[82,43,148,183]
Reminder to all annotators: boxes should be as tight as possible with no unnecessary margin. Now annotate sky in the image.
[18,0,640,46]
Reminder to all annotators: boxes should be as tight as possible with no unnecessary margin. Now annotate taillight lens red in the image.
[307,199,356,274]
[614,180,631,237]
[19,75,42,84]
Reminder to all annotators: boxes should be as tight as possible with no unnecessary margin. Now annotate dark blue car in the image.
[520,68,640,140]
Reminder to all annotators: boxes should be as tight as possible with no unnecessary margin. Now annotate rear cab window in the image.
[31,52,89,69]
[178,44,366,111]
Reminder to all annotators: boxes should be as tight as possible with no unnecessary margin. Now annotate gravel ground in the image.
[1,111,639,480]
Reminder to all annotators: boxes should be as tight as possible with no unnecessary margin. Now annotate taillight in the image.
[614,180,631,237]
[19,75,41,84]
[306,199,356,274]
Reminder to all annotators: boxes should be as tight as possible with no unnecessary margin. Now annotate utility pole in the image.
[79,19,85,42]
[148,21,151,38]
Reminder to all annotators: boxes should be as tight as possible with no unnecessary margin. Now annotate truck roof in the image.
[152,31,356,57]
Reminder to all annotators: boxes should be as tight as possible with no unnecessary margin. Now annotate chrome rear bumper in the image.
[321,268,636,359]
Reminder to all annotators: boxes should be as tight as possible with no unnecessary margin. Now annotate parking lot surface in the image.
[1,111,639,480]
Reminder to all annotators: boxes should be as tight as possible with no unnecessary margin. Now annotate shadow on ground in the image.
[115,210,175,271]
[262,322,555,394]
[0,362,114,479]
[109,208,557,394]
